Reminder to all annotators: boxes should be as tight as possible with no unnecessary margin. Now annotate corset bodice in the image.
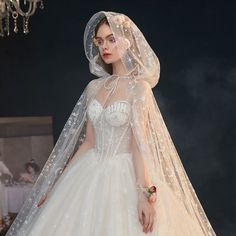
[87,98,132,159]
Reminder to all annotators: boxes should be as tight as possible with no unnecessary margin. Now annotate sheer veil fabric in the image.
[6,11,216,235]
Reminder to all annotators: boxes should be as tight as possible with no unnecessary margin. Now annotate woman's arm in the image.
[19,173,35,183]
[131,132,150,201]
[130,81,157,233]
[67,115,95,166]
[131,131,156,234]
[37,115,95,208]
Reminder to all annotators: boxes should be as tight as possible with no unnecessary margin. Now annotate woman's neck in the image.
[112,59,127,76]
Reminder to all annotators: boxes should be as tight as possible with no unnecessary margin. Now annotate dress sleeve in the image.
[130,81,157,200]
[129,80,216,235]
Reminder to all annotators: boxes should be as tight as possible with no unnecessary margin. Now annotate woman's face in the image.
[95,23,127,64]
[27,166,35,174]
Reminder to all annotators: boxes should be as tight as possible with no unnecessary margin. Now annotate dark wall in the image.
[0,1,235,235]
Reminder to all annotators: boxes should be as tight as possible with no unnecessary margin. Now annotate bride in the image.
[6,11,216,236]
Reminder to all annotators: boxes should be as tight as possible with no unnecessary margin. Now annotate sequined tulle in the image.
[13,99,155,235]
[17,95,212,235]
[6,11,216,236]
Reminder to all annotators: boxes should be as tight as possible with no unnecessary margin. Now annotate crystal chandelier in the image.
[0,0,44,37]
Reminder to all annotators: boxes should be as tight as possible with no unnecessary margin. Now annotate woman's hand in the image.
[138,197,156,233]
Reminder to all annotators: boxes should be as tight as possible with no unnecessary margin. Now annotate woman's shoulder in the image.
[131,80,152,94]
[87,77,104,89]
[85,77,104,98]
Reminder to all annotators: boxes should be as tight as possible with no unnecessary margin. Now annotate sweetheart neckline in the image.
[91,98,131,111]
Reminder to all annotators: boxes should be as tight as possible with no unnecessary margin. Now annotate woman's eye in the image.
[109,37,116,43]
[97,40,103,45]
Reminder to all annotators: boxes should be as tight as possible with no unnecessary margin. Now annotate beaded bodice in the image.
[87,98,132,159]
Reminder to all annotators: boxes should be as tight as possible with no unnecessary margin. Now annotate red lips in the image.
[103,53,112,57]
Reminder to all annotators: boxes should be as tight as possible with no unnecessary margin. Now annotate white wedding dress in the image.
[21,98,157,235]
[11,96,213,236]
[6,11,216,236]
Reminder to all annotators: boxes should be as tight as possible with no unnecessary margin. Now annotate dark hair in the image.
[25,160,40,173]
[94,17,113,74]
[94,17,109,37]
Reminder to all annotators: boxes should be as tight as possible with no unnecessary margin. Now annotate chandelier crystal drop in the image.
[0,0,44,37]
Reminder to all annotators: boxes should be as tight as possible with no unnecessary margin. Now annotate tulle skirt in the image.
[19,148,204,236]
[21,149,157,235]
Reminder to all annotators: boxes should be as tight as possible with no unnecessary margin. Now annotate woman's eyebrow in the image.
[95,34,113,40]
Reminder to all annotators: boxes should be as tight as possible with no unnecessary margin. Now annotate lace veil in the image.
[6,11,216,235]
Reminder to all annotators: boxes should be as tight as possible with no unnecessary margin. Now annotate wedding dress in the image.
[8,86,157,235]
[6,11,216,236]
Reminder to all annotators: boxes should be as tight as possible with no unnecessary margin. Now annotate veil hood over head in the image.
[6,11,216,236]
[84,11,160,88]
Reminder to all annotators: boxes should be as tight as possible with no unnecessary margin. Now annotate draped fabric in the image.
[6,11,216,236]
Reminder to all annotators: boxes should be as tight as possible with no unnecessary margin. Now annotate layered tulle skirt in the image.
[20,148,204,236]
[21,149,157,235]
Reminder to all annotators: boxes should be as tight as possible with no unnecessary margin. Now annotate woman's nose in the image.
[102,40,108,50]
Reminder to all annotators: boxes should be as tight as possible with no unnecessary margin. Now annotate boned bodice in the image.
[87,98,132,159]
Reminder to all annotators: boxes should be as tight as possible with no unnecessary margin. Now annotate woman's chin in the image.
[103,58,113,64]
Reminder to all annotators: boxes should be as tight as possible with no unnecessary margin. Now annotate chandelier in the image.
[0,0,44,37]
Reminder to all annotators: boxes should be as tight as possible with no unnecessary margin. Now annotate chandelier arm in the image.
[26,1,38,17]
[6,0,37,17]
[0,0,43,35]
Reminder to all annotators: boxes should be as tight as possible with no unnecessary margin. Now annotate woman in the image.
[6,11,216,236]
[18,160,40,184]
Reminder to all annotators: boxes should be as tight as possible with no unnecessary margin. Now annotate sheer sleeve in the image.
[130,81,158,200]
[129,80,216,235]
[4,79,103,236]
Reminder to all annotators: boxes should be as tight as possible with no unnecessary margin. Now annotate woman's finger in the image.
[147,213,153,232]
[150,222,153,232]
[143,211,150,232]
[138,208,143,225]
